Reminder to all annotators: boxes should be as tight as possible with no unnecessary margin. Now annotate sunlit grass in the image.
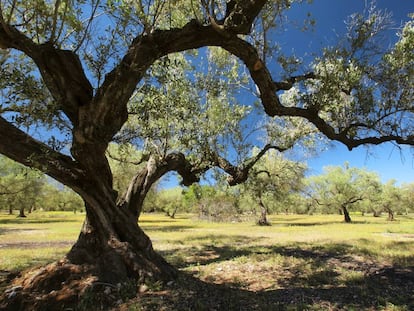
[141,213,414,267]
[0,211,83,270]
[1,211,414,309]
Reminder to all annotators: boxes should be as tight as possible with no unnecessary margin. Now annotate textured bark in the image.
[117,153,200,221]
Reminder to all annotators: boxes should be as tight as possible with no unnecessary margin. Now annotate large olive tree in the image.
[0,0,412,309]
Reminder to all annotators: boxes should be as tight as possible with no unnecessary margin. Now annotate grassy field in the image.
[1,211,414,310]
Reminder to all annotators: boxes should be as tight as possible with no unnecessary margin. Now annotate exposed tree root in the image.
[0,250,177,311]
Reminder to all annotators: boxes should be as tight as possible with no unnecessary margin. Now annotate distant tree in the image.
[0,155,45,216]
[155,187,184,218]
[306,163,380,222]
[243,149,306,225]
[378,180,402,221]
[400,183,414,214]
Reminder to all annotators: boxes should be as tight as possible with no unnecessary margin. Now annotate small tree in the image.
[243,149,306,225]
[400,183,414,215]
[377,180,403,221]
[0,155,45,216]
[306,163,380,222]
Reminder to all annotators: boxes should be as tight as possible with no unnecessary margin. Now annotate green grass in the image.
[1,211,414,310]
[0,211,83,270]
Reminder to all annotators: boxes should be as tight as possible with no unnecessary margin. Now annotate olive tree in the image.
[0,155,45,216]
[243,148,306,225]
[0,1,412,309]
[305,163,381,222]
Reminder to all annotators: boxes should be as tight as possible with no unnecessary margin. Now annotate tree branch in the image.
[208,143,288,186]
[273,72,316,91]
[0,116,85,188]
[0,24,93,124]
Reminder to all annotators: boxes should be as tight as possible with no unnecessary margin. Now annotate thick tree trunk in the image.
[2,184,177,310]
[257,197,270,226]
[17,207,26,218]
[66,200,177,284]
[342,205,352,223]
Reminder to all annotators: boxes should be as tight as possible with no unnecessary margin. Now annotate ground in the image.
[0,212,413,310]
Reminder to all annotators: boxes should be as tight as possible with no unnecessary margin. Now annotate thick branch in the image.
[117,152,200,218]
[0,116,84,188]
[222,0,267,34]
[0,25,93,124]
[220,36,414,148]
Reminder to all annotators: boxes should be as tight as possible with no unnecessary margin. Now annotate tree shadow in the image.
[139,218,182,224]
[130,266,414,311]
[271,220,370,227]
[153,239,414,310]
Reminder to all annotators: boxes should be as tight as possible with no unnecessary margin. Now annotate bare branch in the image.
[274,72,316,91]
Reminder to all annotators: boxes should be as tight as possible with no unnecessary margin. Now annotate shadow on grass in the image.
[139,218,182,224]
[270,219,370,227]
[148,240,414,311]
[126,265,414,311]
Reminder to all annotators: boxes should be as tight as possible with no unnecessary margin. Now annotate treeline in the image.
[0,155,83,216]
[1,154,413,223]
[143,155,414,224]
[149,173,414,224]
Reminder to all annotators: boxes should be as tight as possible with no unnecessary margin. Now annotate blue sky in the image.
[284,0,413,184]
[158,1,414,189]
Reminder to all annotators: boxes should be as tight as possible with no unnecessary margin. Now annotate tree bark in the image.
[117,153,200,221]
[257,197,270,226]
[66,196,177,284]
[17,207,26,218]
[342,205,352,223]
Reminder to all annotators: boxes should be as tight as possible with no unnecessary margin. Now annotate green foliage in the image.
[121,49,251,166]
[106,143,145,194]
[304,163,412,220]
[0,155,83,214]
[0,155,45,214]
[242,148,306,214]
[152,187,185,217]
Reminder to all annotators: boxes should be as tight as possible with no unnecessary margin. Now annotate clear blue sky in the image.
[158,1,414,189]
[284,0,413,184]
